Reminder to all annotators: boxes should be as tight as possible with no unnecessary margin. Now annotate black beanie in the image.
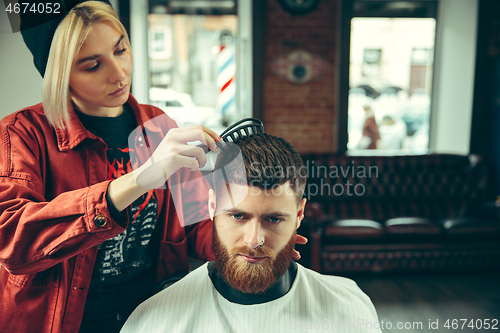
[20,0,112,77]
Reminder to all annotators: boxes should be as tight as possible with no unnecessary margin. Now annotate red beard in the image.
[212,225,296,294]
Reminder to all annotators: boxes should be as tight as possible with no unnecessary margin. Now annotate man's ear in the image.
[296,198,307,229]
[208,189,216,221]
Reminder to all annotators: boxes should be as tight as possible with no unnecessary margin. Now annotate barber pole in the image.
[216,30,236,121]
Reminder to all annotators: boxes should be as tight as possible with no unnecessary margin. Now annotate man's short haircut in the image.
[213,134,307,205]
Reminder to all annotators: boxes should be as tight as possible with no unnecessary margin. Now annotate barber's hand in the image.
[292,234,308,260]
[135,125,221,189]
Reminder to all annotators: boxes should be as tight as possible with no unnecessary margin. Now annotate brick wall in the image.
[263,0,338,153]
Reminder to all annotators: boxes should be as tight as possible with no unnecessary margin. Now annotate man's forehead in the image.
[215,182,295,198]
[218,181,294,192]
[214,182,298,212]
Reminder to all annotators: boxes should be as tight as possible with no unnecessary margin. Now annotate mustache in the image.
[230,245,275,258]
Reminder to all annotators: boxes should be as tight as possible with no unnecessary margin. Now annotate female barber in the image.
[0,1,306,332]
[0,1,222,332]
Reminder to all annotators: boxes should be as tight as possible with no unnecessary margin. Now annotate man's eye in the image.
[269,217,281,223]
[232,214,243,220]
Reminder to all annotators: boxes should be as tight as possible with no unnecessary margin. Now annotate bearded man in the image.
[121,134,382,333]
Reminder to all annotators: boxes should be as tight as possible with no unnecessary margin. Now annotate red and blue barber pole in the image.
[217,30,236,123]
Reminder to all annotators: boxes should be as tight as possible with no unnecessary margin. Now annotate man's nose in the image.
[244,220,265,249]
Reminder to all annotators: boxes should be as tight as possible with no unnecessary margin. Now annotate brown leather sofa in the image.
[299,153,500,274]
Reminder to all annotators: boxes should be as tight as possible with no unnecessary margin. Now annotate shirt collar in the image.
[207,260,298,305]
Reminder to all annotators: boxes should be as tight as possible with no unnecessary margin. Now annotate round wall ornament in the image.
[271,50,329,84]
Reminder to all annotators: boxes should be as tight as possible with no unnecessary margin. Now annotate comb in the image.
[198,118,264,153]
[220,118,264,142]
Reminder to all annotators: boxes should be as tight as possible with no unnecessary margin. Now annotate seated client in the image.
[121,134,382,333]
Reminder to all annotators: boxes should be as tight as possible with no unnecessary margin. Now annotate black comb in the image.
[220,118,264,142]
[198,118,264,153]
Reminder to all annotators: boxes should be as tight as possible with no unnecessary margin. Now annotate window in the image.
[146,0,252,134]
[340,0,438,154]
[149,29,172,59]
[348,17,435,153]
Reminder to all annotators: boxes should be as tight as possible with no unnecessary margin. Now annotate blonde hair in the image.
[42,1,130,129]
